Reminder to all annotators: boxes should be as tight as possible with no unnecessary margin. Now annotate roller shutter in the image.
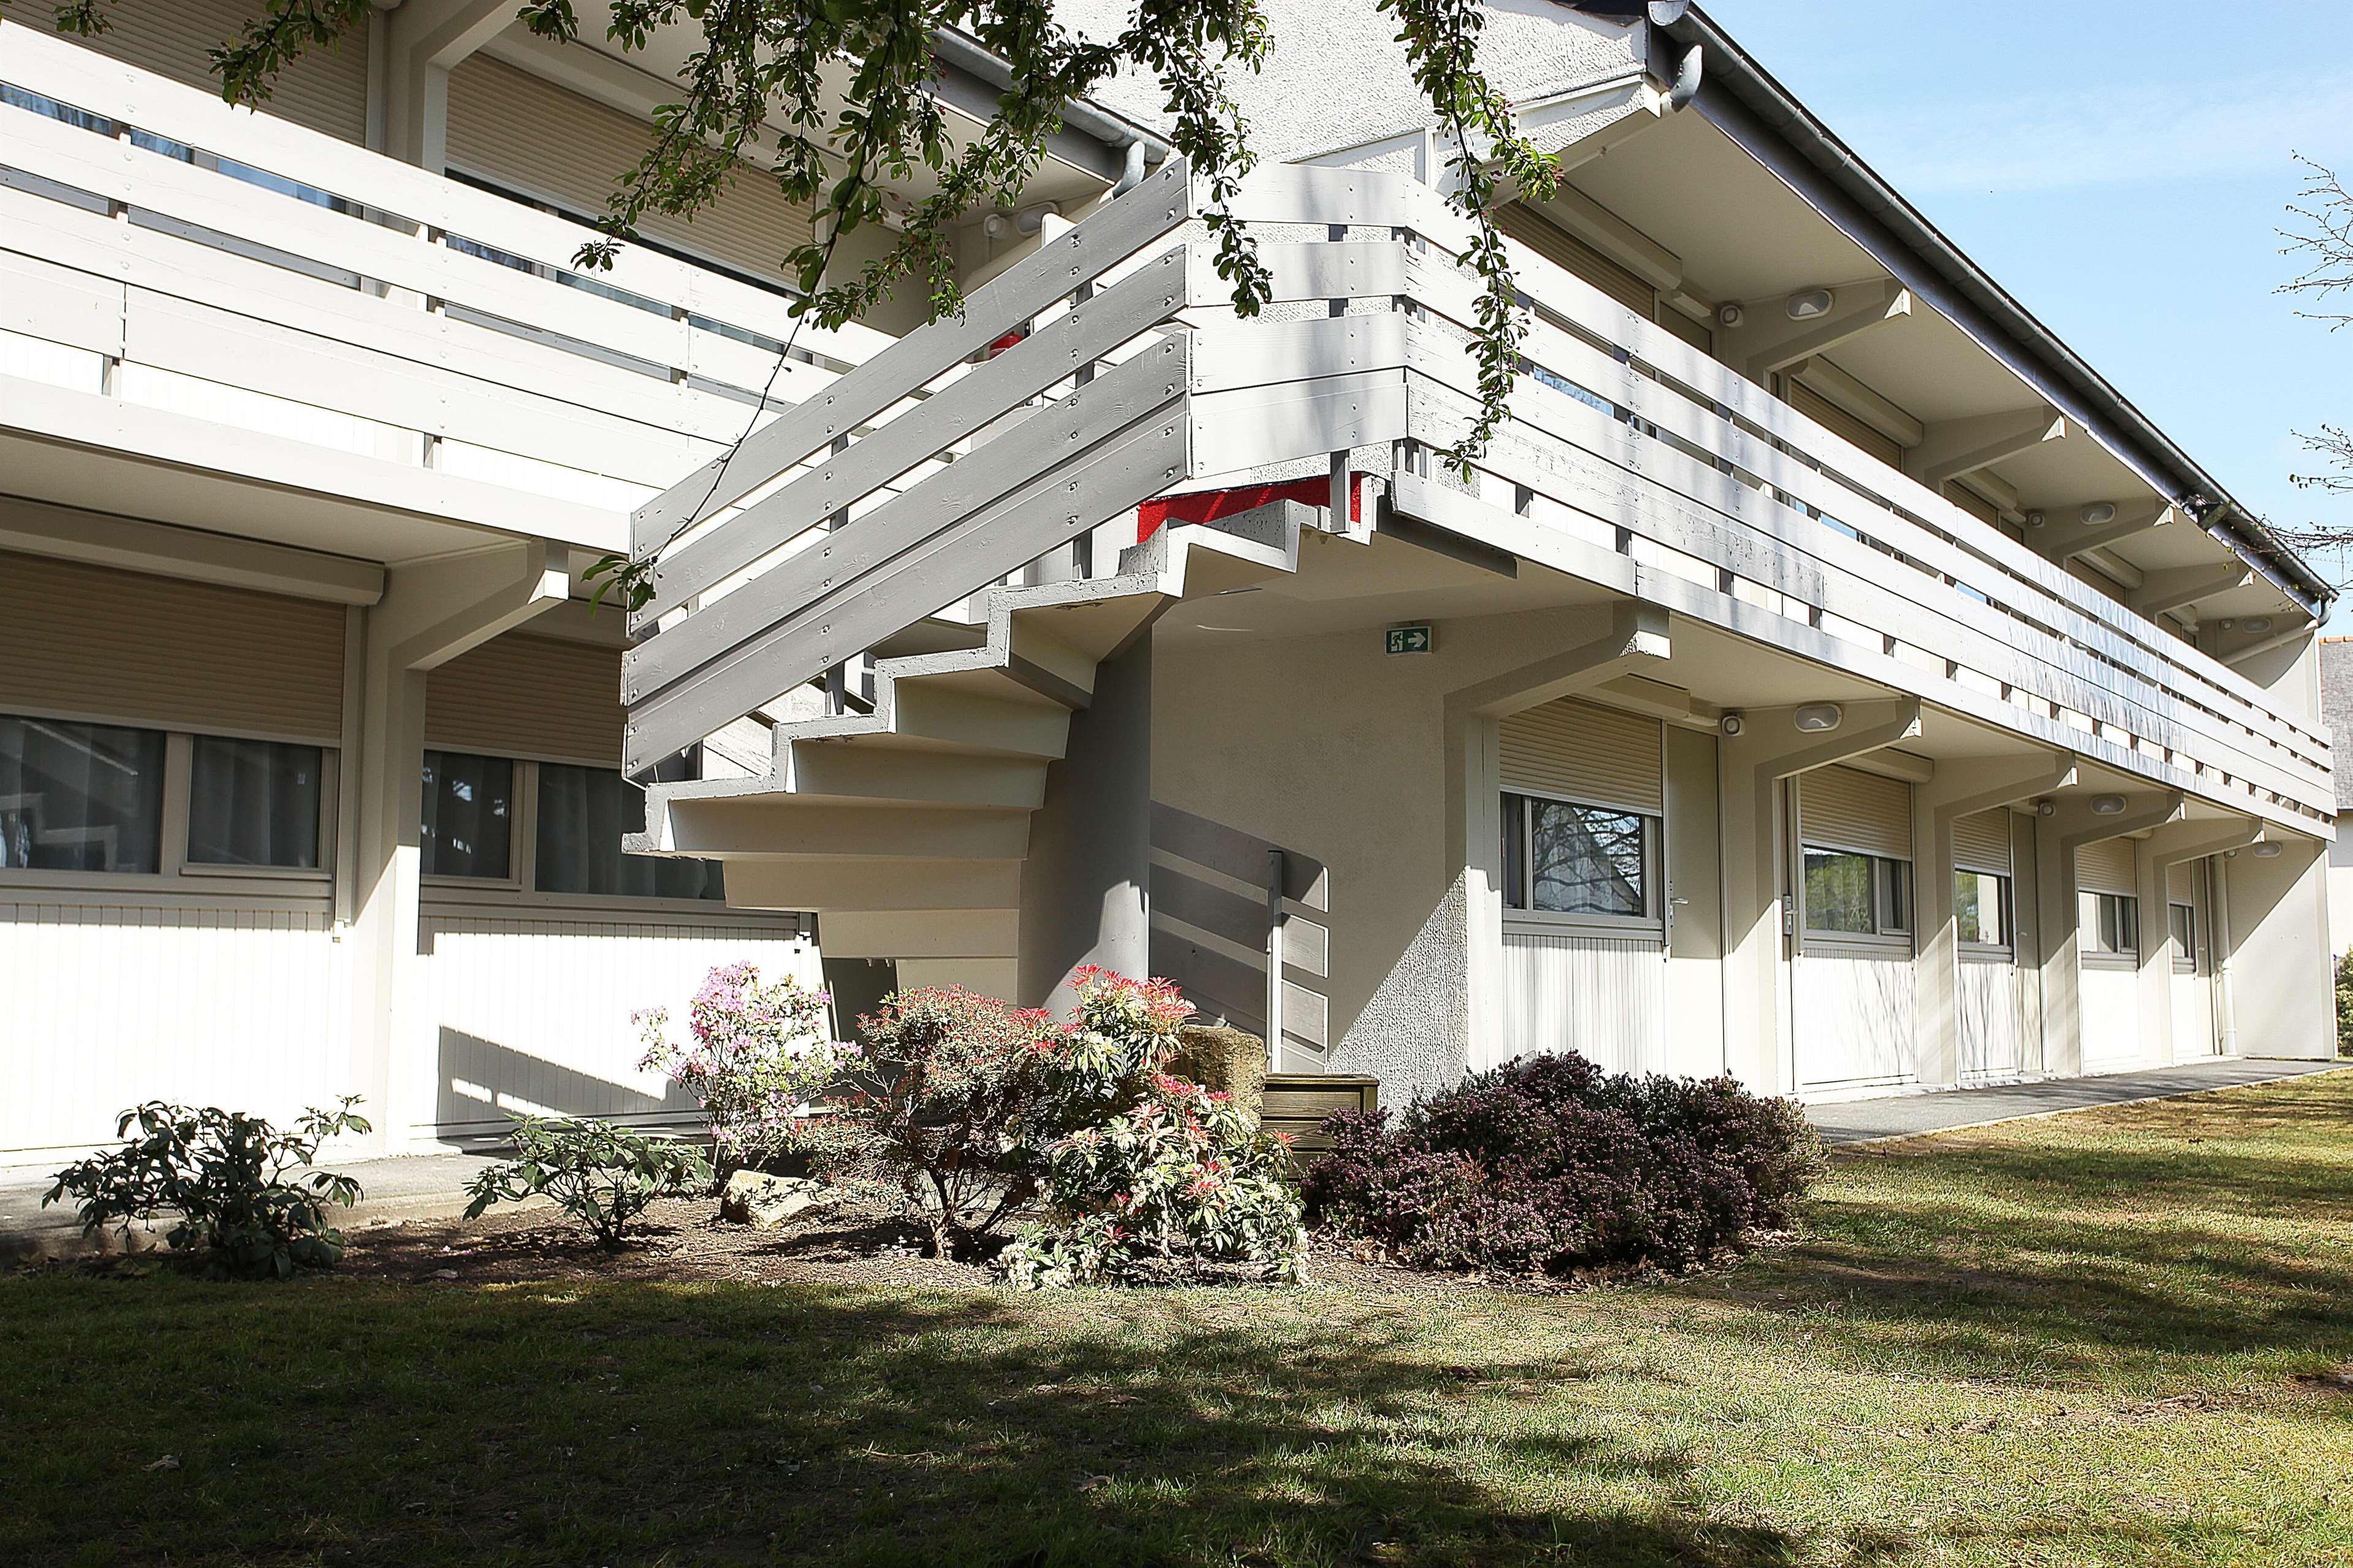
[446,56,814,287]
[427,634,622,767]
[1499,699,1662,816]
[0,550,344,740]
[1799,765,1912,859]
[1495,204,1656,320]
[1953,808,2012,874]
[2075,838,2137,896]
[1786,379,1904,469]
[65,0,368,145]
[2167,863,2192,902]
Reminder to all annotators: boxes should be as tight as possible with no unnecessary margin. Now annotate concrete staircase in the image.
[637,515,1301,998]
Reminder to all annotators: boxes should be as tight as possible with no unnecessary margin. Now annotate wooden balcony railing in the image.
[0,21,895,548]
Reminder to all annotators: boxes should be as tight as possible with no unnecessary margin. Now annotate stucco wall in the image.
[1150,599,1623,1105]
[1058,0,1646,165]
[2225,846,2335,1060]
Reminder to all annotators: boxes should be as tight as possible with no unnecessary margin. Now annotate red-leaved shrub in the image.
[1302,1052,1821,1275]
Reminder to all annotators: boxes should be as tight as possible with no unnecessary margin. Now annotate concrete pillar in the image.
[2217,834,2332,1059]
[2032,792,2184,1078]
[1909,755,2074,1087]
[349,542,564,1149]
[1019,635,1154,1015]
[375,0,513,170]
[1717,700,1923,1094]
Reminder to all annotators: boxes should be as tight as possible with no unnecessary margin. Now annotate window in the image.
[2169,903,2197,971]
[1954,869,2010,948]
[186,737,323,868]
[536,760,724,901]
[0,715,167,873]
[1803,848,1912,938]
[2079,892,2139,956]
[1502,792,1652,918]
[421,751,513,879]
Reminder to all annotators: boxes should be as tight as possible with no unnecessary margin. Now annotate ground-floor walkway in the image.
[1804,1056,2348,1145]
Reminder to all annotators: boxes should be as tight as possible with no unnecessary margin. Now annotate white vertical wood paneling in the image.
[2172,974,2218,1058]
[1,900,345,1159]
[1956,955,2024,1084]
[416,910,819,1140]
[1793,950,1918,1091]
[1495,930,1665,1075]
[2078,966,2142,1072]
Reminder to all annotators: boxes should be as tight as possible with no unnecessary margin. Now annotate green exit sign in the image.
[1386,624,1433,656]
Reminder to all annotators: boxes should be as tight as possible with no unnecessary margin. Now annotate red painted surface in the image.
[1134,474,1363,542]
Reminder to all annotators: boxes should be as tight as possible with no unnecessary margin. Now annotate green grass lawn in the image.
[7,1072,2353,1568]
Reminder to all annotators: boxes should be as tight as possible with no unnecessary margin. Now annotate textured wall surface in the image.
[1058,0,1646,165]
[1152,594,1622,1105]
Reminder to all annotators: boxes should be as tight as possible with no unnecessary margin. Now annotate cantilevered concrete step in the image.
[634,517,1304,874]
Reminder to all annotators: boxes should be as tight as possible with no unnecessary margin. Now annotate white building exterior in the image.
[1,1,2337,1162]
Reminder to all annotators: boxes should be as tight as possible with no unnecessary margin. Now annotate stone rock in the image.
[720,1170,838,1230]
[1166,1023,1268,1127]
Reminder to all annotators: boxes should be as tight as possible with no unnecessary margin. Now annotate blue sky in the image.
[1702,0,2353,624]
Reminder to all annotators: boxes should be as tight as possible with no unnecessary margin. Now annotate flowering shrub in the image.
[1304,1052,1822,1276]
[997,970,1305,1288]
[464,1116,709,1249]
[637,963,851,1178]
[999,1069,1305,1288]
[832,985,1061,1256]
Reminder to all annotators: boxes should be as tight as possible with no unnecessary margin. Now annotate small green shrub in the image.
[1305,1053,1822,1276]
[465,1117,709,1249]
[44,1097,372,1278]
[637,961,854,1178]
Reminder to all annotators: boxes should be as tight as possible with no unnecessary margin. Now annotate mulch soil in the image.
[324,1180,1754,1298]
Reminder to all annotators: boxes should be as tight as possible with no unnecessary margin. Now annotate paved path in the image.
[1807,1056,2347,1146]
[0,1149,507,1262]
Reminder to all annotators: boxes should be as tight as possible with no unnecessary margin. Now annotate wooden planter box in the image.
[1260,1074,1380,1162]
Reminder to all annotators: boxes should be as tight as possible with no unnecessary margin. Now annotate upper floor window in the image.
[1502,791,1654,919]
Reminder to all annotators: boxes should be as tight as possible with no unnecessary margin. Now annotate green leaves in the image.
[465,1117,711,1248]
[43,1096,370,1279]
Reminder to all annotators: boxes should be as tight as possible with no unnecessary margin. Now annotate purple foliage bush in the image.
[1302,1052,1822,1275]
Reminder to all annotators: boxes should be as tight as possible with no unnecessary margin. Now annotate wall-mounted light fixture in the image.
[2079,502,2118,526]
[1719,711,1746,737]
[1792,703,1843,733]
[1716,302,1746,329]
[2241,616,2275,634]
[2036,799,2057,817]
[2252,842,2284,858]
[1785,289,1834,321]
[2089,794,2127,816]
[2024,510,2047,528]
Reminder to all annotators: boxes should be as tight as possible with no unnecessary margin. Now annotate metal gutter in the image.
[931,28,1174,183]
[1634,2,2332,618]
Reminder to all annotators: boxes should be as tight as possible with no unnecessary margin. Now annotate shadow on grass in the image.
[2,1277,1826,1568]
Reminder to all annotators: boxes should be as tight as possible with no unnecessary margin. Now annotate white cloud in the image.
[1832,72,2353,194]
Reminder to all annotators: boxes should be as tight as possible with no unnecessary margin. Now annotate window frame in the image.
[419,751,742,918]
[1799,840,1915,953]
[2078,890,2140,966]
[1499,787,1663,937]
[1953,866,2013,958]
[0,710,336,900]
[2168,900,2199,975]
